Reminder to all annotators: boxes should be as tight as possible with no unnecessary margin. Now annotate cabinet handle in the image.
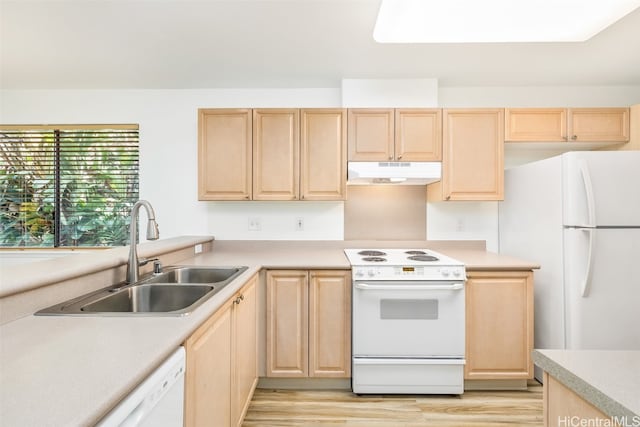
[398,155,402,160]
[445,194,451,201]
[571,135,578,141]
[563,136,568,141]
[244,195,250,200]
[388,155,393,160]
[234,296,243,305]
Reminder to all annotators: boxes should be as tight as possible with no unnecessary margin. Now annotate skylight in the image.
[373,0,640,43]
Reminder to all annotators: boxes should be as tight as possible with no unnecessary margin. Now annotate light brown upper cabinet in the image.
[348,109,394,161]
[253,109,300,201]
[300,109,347,200]
[198,109,252,200]
[505,108,630,143]
[198,108,347,201]
[348,108,442,161]
[395,109,442,161]
[428,109,504,201]
[570,108,630,142]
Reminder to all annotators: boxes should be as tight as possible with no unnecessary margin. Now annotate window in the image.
[0,125,139,247]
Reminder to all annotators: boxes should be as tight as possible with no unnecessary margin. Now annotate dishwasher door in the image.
[97,347,185,427]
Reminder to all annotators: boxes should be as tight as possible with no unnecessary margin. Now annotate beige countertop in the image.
[533,349,640,418]
[0,236,215,298]
[199,239,540,271]
[0,237,539,426]
[0,265,261,427]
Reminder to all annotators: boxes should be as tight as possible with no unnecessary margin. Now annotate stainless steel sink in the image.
[144,267,243,284]
[81,284,214,313]
[36,266,248,316]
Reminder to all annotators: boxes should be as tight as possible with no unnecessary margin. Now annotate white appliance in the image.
[499,151,640,380]
[344,249,466,394]
[347,161,441,185]
[97,347,185,427]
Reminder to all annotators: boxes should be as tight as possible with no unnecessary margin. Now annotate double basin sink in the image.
[36,266,248,316]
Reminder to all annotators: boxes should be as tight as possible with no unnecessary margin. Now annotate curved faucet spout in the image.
[127,200,160,284]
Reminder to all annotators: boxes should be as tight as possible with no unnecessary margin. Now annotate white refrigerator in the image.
[498,151,640,380]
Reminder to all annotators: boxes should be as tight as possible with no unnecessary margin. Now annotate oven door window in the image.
[380,299,438,320]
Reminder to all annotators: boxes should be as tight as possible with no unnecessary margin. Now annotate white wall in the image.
[426,201,500,251]
[205,201,343,240]
[2,85,638,245]
[0,88,343,241]
[439,85,640,107]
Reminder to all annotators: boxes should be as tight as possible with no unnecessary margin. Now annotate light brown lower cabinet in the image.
[543,372,608,426]
[231,275,257,425]
[465,270,534,380]
[184,274,258,427]
[266,270,351,378]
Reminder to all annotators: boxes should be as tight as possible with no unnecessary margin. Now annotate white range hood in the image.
[347,161,442,185]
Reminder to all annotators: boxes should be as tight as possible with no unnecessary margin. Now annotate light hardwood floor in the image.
[243,383,543,426]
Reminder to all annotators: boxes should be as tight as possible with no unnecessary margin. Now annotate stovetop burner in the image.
[344,248,461,267]
[344,248,465,281]
[358,250,386,257]
[407,255,439,262]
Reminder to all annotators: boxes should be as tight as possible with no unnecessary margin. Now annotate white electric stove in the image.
[344,248,467,395]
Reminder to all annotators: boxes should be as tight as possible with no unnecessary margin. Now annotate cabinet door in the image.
[266,270,309,377]
[544,373,608,424]
[440,109,504,201]
[231,275,258,427]
[308,270,351,378]
[347,109,394,161]
[505,108,567,142]
[253,109,300,200]
[198,109,252,200]
[300,109,347,200]
[465,271,533,380]
[184,301,232,427]
[395,109,442,161]
[569,108,630,142]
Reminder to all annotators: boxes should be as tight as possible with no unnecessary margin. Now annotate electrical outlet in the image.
[248,217,261,231]
[194,244,203,254]
[295,218,304,231]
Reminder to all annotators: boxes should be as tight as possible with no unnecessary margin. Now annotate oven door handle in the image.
[353,358,466,365]
[354,282,464,291]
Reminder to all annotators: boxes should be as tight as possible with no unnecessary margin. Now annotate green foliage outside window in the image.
[0,127,139,247]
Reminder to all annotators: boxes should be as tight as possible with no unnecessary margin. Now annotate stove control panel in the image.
[352,265,465,281]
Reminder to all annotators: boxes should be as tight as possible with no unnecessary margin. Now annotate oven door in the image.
[352,280,465,358]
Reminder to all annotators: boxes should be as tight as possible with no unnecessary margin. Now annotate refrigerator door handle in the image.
[580,228,595,298]
[579,160,597,227]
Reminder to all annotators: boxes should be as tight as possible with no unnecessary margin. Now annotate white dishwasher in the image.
[97,347,185,427]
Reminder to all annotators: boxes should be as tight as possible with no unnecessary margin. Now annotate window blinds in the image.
[0,125,139,247]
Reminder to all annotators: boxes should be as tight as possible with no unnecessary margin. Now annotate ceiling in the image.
[2,0,640,90]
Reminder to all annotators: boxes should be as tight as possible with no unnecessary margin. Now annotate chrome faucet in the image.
[126,200,160,284]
